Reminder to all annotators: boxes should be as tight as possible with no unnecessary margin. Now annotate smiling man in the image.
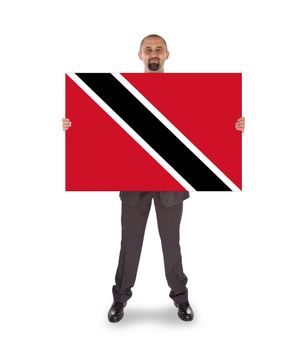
[110,35,193,323]
[62,34,245,323]
[138,35,169,72]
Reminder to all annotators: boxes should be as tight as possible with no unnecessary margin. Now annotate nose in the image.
[149,50,159,58]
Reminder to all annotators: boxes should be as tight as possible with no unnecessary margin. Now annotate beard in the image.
[148,59,160,71]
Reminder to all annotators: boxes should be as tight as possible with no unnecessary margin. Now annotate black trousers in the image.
[112,192,188,304]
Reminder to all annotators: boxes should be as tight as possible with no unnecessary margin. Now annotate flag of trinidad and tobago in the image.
[65,73,242,191]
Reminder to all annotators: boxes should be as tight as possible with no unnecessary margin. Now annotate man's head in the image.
[138,34,169,73]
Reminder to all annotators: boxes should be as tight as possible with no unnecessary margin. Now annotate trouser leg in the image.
[154,194,188,305]
[112,193,152,303]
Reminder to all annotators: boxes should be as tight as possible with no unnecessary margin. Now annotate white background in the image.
[1,0,307,349]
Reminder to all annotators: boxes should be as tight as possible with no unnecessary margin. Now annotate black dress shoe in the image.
[175,301,194,321]
[108,301,127,323]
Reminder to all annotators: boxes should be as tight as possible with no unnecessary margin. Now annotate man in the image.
[63,34,245,323]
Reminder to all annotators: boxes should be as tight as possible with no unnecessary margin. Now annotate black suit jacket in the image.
[119,191,189,207]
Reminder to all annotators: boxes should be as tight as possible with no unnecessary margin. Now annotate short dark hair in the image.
[139,34,168,51]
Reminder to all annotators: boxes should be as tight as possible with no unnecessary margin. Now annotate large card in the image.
[65,73,242,191]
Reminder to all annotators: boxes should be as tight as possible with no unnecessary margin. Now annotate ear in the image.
[138,51,142,60]
[166,51,170,60]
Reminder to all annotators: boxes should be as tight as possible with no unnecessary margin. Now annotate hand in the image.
[62,118,72,131]
[235,117,245,133]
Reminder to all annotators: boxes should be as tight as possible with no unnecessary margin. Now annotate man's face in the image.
[138,37,169,73]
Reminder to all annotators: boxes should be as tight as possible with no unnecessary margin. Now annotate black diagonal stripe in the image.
[76,73,231,191]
